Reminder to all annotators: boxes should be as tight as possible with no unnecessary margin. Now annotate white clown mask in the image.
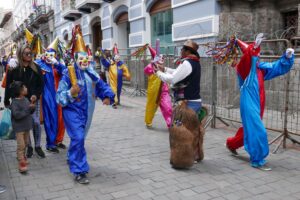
[36,53,43,60]
[76,52,89,70]
[45,51,56,64]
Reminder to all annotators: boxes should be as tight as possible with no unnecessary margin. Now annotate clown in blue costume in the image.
[100,44,131,107]
[56,25,115,184]
[226,34,294,170]
[35,38,66,153]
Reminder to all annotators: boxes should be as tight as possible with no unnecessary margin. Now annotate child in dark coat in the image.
[10,81,35,173]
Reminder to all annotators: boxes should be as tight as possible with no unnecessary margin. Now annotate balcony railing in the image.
[62,0,82,21]
[62,0,76,10]
[75,0,101,13]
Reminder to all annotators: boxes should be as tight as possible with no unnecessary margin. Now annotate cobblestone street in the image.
[1,90,300,200]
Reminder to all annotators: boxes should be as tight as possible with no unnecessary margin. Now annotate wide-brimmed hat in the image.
[183,39,199,52]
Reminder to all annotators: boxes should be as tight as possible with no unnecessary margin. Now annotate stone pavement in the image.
[1,89,300,200]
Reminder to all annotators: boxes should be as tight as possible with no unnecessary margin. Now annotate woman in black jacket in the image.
[5,44,45,158]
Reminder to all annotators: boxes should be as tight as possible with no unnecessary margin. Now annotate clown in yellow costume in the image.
[100,44,130,106]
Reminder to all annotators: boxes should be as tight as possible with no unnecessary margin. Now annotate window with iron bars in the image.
[283,10,298,40]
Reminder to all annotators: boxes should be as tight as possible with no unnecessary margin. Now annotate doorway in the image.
[116,12,129,55]
[91,17,102,53]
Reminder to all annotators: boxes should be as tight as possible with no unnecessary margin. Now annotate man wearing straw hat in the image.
[155,39,202,113]
[154,39,206,166]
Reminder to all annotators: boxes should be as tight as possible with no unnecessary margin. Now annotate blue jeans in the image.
[187,101,202,114]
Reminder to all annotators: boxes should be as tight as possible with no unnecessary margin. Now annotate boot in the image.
[19,160,28,173]
[26,146,33,158]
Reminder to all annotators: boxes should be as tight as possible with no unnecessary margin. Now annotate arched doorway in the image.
[113,5,130,53]
[116,12,130,52]
[90,16,102,53]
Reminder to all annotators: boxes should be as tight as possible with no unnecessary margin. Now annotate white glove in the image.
[49,57,59,65]
[8,58,18,68]
[254,33,264,49]
[286,48,295,58]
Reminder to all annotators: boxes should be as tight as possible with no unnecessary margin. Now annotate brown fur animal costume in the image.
[169,101,200,169]
[195,106,208,162]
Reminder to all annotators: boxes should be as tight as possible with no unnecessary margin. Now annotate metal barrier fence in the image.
[104,40,300,145]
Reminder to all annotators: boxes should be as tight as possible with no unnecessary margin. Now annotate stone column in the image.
[298,4,300,36]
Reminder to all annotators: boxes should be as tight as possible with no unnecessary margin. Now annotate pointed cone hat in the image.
[32,36,43,55]
[72,25,87,53]
[30,34,44,56]
[236,39,249,54]
[148,45,156,59]
[25,28,34,45]
[47,37,59,52]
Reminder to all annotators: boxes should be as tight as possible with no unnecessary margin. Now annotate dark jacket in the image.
[4,64,44,106]
[175,59,201,101]
[11,98,35,133]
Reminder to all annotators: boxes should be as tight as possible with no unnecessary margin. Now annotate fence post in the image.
[211,60,217,128]
[283,68,291,148]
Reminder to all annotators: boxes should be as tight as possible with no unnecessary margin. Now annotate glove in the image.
[49,57,59,65]
[286,48,295,58]
[254,33,264,49]
[8,58,18,68]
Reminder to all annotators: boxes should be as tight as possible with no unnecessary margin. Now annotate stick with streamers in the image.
[206,35,239,67]
[131,44,149,57]
[57,40,73,66]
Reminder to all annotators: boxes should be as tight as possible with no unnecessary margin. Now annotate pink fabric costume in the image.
[144,63,172,128]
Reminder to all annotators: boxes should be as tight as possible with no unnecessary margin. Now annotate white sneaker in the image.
[253,165,272,171]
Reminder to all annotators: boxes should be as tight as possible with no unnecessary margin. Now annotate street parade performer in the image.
[35,37,66,153]
[223,34,295,170]
[143,42,172,128]
[100,44,131,107]
[153,39,207,168]
[56,25,115,184]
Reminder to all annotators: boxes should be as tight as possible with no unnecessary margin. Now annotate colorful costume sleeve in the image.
[101,58,110,70]
[258,54,294,80]
[54,62,66,75]
[144,64,154,75]
[56,69,76,107]
[95,79,115,104]
[120,63,131,80]
[85,66,115,104]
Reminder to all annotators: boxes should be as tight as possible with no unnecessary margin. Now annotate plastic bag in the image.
[0,108,13,139]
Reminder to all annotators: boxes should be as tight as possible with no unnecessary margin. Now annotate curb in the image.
[0,140,17,200]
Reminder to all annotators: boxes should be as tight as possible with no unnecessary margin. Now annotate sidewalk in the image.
[0,87,300,200]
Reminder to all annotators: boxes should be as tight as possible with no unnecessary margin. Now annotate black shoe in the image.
[112,104,117,109]
[56,143,67,149]
[75,174,89,184]
[26,146,33,158]
[35,147,45,158]
[0,185,6,194]
[46,147,59,153]
[225,144,238,156]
